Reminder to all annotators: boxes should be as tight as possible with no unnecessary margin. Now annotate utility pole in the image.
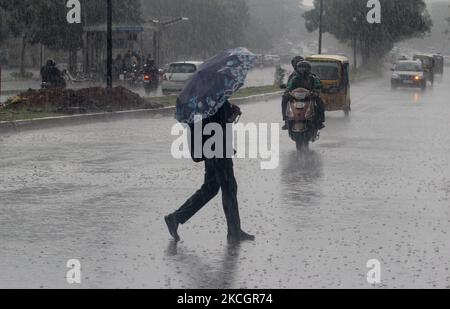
[318,0,324,54]
[353,16,358,70]
[106,0,113,88]
[153,26,162,67]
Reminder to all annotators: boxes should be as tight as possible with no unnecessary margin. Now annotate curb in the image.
[0,91,282,134]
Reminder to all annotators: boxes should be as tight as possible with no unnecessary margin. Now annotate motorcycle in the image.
[41,76,67,90]
[124,63,141,88]
[143,73,159,94]
[142,65,159,95]
[285,87,322,151]
[41,64,67,90]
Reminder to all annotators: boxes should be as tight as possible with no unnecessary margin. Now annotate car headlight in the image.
[391,73,400,79]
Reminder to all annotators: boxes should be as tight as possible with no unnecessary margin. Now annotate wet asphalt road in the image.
[1,71,450,288]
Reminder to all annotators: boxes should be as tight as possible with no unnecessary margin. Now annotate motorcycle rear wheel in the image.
[295,135,309,151]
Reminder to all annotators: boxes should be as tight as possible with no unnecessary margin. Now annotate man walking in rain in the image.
[165,101,255,244]
[165,48,256,245]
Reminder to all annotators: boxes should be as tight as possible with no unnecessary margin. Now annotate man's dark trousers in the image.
[173,157,241,236]
[281,94,290,121]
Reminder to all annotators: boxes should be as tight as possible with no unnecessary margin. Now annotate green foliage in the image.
[246,0,308,46]
[0,0,143,51]
[0,8,8,43]
[0,0,39,42]
[83,0,143,25]
[304,0,433,66]
[141,0,254,60]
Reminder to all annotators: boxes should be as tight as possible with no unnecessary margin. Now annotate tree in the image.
[82,0,143,25]
[0,0,43,76]
[246,0,308,48]
[140,0,251,62]
[242,16,273,52]
[304,0,432,67]
[0,8,8,43]
[0,0,143,75]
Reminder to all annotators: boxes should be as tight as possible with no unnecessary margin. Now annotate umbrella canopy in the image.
[175,47,256,124]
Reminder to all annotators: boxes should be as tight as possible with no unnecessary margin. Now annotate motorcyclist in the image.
[144,56,158,72]
[143,55,159,83]
[281,56,304,130]
[40,59,66,88]
[41,59,55,83]
[123,50,133,72]
[284,61,325,130]
[287,56,305,83]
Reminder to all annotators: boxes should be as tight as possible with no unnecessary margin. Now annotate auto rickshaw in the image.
[306,55,351,116]
[413,54,435,85]
[433,54,444,75]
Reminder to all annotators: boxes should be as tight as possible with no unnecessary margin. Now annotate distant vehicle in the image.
[306,54,351,116]
[161,61,203,95]
[444,55,450,67]
[391,60,427,91]
[433,54,444,75]
[123,62,141,88]
[413,54,435,85]
[253,54,281,67]
[307,41,318,51]
[41,72,67,90]
[280,54,296,64]
[263,54,281,66]
[255,54,264,67]
[142,64,159,95]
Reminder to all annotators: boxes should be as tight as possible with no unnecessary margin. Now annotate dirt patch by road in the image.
[1,87,163,115]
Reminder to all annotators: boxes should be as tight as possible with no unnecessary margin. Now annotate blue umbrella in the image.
[175,47,256,124]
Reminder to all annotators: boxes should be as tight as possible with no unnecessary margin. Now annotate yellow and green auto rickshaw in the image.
[306,55,351,116]
[413,54,435,84]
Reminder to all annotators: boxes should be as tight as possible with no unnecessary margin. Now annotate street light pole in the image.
[149,17,189,67]
[318,0,324,54]
[153,25,162,68]
[106,0,113,89]
[353,16,358,70]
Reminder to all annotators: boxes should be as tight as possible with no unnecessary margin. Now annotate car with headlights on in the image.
[391,60,427,90]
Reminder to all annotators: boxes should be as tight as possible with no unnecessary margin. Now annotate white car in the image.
[161,61,203,94]
[263,54,281,66]
[391,60,427,90]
